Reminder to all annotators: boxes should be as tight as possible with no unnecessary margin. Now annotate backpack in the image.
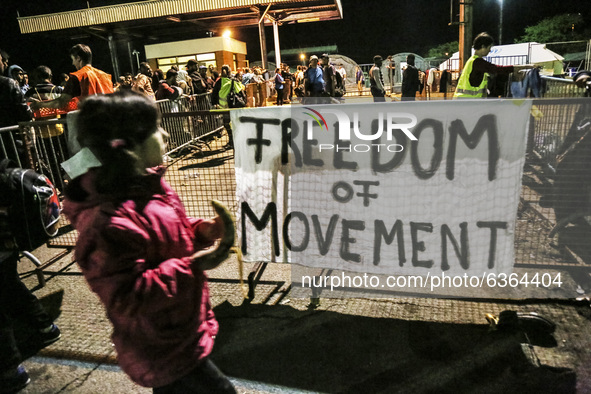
[227,79,247,108]
[0,159,60,251]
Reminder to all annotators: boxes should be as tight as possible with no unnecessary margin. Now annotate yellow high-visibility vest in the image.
[453,55,489,99]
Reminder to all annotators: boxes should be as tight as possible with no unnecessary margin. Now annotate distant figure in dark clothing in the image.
[369,55,386,102]
[25,65,63,101]
[155,69,182,101]
[199,66,214,92]
[187,59,207,95]
[58,73,69,89]
[0,51,31,128]
[7,64,27,95]
[0,252,61,393]
[151,69,165,96]
[401,54,420,101]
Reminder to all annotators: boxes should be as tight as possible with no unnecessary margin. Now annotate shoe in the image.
[39,324,61,347]
[0,364,30,393]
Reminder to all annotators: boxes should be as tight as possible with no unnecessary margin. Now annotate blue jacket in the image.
[305,66,324,93]
[275,73,285,90]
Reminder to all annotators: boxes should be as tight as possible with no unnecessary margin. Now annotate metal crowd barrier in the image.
[541,76,586,98]
[0,125,26,168]
[1,93,232,286]
[156,93,225,156]
[3,90,591,290]
[517,97,591,280]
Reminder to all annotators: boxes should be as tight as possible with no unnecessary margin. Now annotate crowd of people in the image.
[2,39,509,119]
[0,31,576,120]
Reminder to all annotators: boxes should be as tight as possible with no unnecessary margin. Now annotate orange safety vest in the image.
[66,65,114,110]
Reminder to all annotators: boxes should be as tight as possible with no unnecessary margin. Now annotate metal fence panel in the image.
[3,91,591,283]
[517,98,591,275]
[157,93,225,156]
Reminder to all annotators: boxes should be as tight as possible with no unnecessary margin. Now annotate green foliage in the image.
[425,41,459,59]
[516,13,588,43]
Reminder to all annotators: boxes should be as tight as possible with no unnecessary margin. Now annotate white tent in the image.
[439,42,564,75]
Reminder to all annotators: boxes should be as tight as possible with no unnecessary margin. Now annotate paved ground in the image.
[13,244,591,393]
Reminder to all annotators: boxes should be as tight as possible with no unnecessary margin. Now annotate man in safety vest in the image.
[453,32,529,99]
[31,44,113,111]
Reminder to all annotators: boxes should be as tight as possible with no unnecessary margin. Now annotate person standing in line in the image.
[355,66,365,95]
[319,53,336,99]
[251,68,266,107]
[337,65,347,83]
[294,65,305,100]
[369,55,386,102]
[155,69,182,101]
[132,62,155,100]
[281,64,294,104]
[401,54,420,101]
[31,44,113,111]
[274,68,285,106]
[0,51,31,128]
[211,65,244,149]
[150,69,164,96]
[175,66,192,95]
[186,60,207,95]
[303,55,324,104]
[7,65,28,95]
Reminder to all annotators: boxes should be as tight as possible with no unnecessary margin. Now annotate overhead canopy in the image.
[267,45,338,58]
[440,42,565,76]
[17,0,343,40]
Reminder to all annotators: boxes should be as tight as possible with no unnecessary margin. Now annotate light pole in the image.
[498,0,503,45]
[131,50,140,70]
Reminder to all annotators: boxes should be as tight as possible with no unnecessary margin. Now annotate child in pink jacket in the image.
[63,91,235,393]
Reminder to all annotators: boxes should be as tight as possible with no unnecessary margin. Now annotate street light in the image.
[498,0,503,45]
[131,49,140,70]
[300,53,305,66]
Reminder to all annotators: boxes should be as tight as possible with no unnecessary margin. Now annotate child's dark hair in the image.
[473,32,494,50]
[77,91,160,194]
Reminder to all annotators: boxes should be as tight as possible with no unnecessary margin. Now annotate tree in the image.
[516,13,589,43]
[425,41,459,59]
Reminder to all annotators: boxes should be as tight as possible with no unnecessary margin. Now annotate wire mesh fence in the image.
[2,89,590,281]
[517,98,591,275]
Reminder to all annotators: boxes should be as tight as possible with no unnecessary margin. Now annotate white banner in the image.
[232,100,531,276]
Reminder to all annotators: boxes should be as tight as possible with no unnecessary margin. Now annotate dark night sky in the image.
[0,0,588,77]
